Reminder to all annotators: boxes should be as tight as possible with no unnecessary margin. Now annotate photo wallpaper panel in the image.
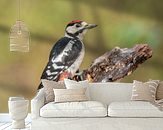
[0,0,163,112]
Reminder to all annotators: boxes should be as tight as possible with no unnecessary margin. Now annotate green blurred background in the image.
[0,0,163,112]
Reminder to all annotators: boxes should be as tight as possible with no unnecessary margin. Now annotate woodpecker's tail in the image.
[37,82,44,90]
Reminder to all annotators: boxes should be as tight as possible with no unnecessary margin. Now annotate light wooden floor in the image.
[0,122,31,130]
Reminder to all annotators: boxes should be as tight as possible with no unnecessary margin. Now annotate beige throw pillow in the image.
[53,88,88,103]
[64,79,90,99]
[41,79,65,104]
[156,81,163,100]
[131,80,159,102]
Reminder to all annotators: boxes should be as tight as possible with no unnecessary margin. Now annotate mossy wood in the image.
[73,44,152,82]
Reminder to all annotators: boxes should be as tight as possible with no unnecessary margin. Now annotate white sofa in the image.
[31,82,163,130]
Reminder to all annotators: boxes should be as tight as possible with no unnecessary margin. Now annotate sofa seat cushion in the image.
[108,101,163,117]
[40,101,107,117]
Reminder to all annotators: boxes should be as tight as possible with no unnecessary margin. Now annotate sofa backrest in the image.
[89,82,133,105]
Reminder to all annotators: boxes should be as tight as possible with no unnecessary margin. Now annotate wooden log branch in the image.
[73,44,152,82]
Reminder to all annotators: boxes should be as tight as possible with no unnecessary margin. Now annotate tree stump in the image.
[73,44,152,82]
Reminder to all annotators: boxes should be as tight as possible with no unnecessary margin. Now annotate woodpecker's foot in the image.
[86,74,93,82]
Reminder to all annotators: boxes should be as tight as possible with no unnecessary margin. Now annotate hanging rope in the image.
[18,0,20,20]
[18,0,21,34]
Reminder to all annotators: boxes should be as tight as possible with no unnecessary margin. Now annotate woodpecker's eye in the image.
[76,24,81,28]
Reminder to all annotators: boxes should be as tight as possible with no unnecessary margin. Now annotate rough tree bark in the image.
[73,44,152,82]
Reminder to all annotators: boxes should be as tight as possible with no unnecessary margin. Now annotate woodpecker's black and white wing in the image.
[41,37,84,81]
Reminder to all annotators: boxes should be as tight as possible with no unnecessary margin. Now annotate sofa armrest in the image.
[31,88,45,119]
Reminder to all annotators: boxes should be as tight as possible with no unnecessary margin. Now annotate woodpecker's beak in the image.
[84,24,98,29]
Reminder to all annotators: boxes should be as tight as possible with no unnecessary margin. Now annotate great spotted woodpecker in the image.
[38,20,97,89]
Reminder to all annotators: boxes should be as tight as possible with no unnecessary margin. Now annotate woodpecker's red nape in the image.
[68,20,83,24]
[66,20,83,28]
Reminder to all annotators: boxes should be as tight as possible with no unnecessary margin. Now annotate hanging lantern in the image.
[10,0,30,52]
[10,20,30,52]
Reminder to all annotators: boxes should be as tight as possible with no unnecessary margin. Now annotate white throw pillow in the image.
[64,79,90,100]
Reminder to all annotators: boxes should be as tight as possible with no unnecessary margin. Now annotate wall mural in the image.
[0,0,162,112]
